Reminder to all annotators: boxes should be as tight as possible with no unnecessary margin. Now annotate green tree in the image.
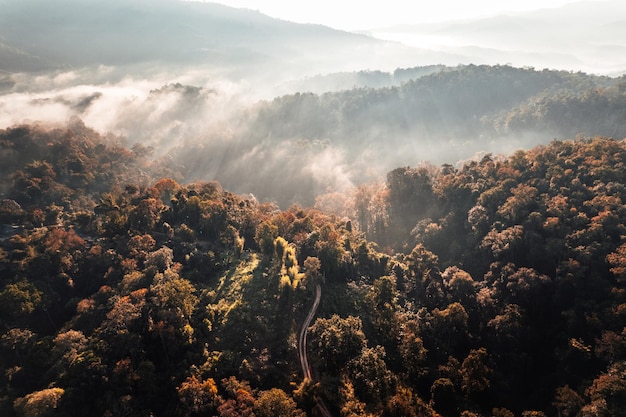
[310,315,367,373]
[386,166,437,247]
[255,221,278,256]
[431,302,470,355]
[254,388,305,417]
[0,280,43,321]
[346,345,395,405]
[302,256,321,288]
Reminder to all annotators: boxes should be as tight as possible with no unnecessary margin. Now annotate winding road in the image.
[298,284,333,417]
[299,284,321,380]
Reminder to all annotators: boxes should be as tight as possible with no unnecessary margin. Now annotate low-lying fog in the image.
[1,0,625,207]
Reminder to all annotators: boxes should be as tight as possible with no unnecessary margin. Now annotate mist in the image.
[369,0,626,75]
[2,63,625,208]
[1,0,626,208]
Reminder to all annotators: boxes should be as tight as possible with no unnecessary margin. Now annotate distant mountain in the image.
[0,0,462,77]
[0,41,54,73]
[370,0,626,74]
[275,65,448,95]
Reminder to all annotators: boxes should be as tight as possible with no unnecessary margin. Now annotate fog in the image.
[1,0,625,207]
[0,66,552,208]
[369,0,626,75]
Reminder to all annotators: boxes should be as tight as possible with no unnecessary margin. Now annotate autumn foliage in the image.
[1,123,626,417]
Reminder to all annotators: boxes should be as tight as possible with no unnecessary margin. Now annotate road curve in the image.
[299,284,321,380]
[298,284,333,417]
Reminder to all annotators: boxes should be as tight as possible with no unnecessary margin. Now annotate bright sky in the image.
[209,0,601,30]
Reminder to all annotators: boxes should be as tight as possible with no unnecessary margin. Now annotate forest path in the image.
[298,284,333,417]
[298,284,321,379]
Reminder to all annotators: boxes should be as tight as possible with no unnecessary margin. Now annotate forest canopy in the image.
[1,119,626,416]
[3,64,626,209]
[2,1,626,415]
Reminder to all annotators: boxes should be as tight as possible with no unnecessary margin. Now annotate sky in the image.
[207,0,604,30]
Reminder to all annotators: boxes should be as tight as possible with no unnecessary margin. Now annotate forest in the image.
[166,64,626,208]
[3,65,626,210]
[2,115,626,417]
[2,1,626,416]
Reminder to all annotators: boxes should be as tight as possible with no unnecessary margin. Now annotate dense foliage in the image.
[1,122,626,417]
[252,65,626,142]
[170,65,626,207]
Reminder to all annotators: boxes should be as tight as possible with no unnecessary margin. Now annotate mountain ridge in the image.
[368,0,626,74]
[0,0,440,76]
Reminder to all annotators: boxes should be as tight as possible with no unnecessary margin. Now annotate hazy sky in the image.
[208,0,604,30]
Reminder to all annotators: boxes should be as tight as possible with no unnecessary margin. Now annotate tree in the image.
[386,166,437,247]
[460,348,491,396]
[430,378,457,416]
[177,375,218,415]
[0,198,25,223]
[145,246,174,272]
[254,388,306,417]
[497,184,538,223]
[366,276,400,352]
[553,385,584,417]
[442,266,478,309]
[339,376,374,417]
[584,361,626,417]
[128,198,164,233]
[345,345,395,405]
[403,244,442,303]
[607,243,626,283]
[302,256,321,288]
[149,178,182,205]
[353,182,388,243]
[0,280,43,322]
[255,221,278,256]
[521,412,546,417]
[500,266,552,318]
[150,268,198,320]
[384,386,437,417]
[398,318,428,379]
[217,377,256,417]
[468,204,489,233]
[487,304,525,352]
[309,315,367,373]
[431,302,470,356]
[492,408,515,417]
[52,329,88,369]
[1,327,36,365]
[13,388,64,417]
[480,225,524,260]
[43,227,86,267]
[126,234,156,262]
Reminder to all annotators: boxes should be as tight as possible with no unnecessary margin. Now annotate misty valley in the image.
[2,1,626,417]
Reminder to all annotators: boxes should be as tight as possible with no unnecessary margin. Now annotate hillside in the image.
[0,0,447,77]
[3,2,626,416]
[1,122,626,416]
[1,64,624,210]
[169,65,626,206]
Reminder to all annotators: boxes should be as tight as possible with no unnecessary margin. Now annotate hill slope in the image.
[2,123,626,416]
[0,0,453,76]
[170,65,626,206]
